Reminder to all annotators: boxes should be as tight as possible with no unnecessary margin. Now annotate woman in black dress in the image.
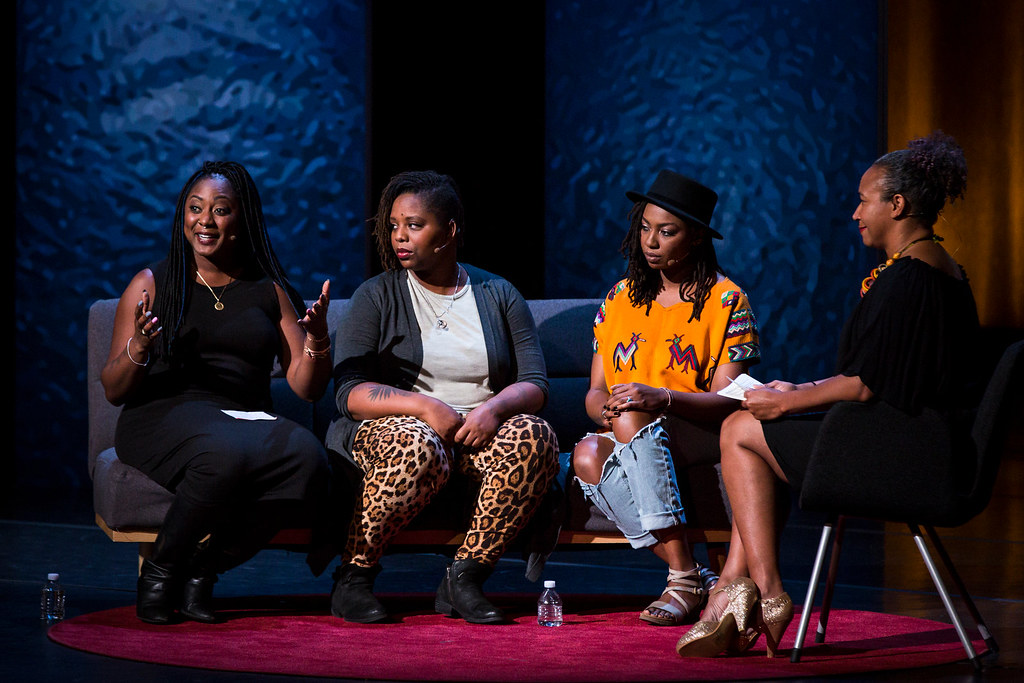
[101,161,333,624]
[676,132,980,658]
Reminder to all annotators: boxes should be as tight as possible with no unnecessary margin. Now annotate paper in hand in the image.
[717,373,763,400]
[222,410,278,421]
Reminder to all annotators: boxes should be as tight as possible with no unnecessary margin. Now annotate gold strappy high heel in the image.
[757,592,794,658]
[729,627,760,654]
[675,577,759,658]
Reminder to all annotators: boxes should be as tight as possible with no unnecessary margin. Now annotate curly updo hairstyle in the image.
[372,170,465,272]
[872,130,968,227]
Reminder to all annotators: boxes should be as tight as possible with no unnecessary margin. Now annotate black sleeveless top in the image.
[124,261,283,412]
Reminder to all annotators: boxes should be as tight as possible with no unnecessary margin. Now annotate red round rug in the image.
[48,593,985,681]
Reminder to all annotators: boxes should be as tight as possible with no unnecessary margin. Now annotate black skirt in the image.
[761,412,827,491]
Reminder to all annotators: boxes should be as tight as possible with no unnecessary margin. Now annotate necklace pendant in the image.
[436,319,447,329]
[214,301,225,311]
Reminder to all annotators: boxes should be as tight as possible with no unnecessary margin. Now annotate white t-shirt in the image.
[406,271,492,414]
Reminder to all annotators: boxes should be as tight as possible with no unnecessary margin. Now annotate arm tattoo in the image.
[367,385,400,402]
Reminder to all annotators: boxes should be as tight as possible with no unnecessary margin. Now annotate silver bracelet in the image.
[661,386,673,410]
[126,337,149,366]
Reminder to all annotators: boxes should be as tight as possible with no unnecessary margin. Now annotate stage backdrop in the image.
[545,0,879,382]
[14,0,879,505]
[14,0,368,501]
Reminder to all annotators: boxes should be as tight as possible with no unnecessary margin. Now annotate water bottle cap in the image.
[543,580,556,588]
[47,573,59,581]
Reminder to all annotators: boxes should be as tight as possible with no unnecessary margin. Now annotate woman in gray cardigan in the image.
[325,170,559,624]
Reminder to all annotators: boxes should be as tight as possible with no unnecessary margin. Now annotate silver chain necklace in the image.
[416,265,463,330]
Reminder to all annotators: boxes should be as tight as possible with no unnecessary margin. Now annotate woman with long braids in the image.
[325,170,559,624]
[677,132,980,658]
[101,161,332,624]
[571,170,761,626]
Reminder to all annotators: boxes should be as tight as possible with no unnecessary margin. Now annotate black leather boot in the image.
[434,558,504,624]
[180,574,219,623]
[137,496,216,625]
[178,502,285,623]
[137,559,180,624]
[330,563,387,623]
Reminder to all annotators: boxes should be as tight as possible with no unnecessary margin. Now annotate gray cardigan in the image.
[325,264,548,464]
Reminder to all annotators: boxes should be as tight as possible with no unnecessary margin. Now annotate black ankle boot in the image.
[330,563,387,623]
[137,559,180,625]
[138,495,217,625]
[435,558,504,624]
[179,519,271,626]
[180,574,219,623]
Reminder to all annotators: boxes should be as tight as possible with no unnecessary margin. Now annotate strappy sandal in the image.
[639,565,707,626]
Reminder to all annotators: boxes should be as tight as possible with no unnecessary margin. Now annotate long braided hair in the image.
[620,202,725,322]
[371,170,465,272]
[153,161,305,360]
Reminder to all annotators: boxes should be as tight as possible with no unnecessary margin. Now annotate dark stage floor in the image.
[3,445,1022,682]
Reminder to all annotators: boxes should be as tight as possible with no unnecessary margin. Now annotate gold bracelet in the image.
[303,344,331,359]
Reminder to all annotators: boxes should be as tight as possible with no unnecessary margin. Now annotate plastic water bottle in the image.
[40,573,66,624]
[537,579,562,627]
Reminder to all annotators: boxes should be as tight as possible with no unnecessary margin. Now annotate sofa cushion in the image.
[92,448,173,528]
[88,296,730,538]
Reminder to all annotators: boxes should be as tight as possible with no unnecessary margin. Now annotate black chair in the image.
[790,340,1024,669]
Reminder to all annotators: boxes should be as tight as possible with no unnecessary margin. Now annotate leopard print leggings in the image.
[345,413,559,568]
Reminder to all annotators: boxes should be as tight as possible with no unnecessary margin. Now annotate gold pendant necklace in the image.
[196,270,231,311]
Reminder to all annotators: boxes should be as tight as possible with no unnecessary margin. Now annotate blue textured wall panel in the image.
[16,0,880,497]
[545,0,879,382]
[15,0,366,493]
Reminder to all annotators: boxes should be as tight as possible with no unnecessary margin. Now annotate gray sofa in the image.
[87,297,731,568]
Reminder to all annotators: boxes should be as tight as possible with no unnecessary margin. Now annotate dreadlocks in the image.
[153,161,305,360]
[619,202,725,322]
[372,170,465,272]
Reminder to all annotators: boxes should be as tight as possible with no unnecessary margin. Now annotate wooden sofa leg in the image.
[137,541,154,576]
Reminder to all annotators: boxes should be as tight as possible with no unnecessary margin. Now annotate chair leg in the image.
[791,521,835,663]
[924,525,998,654]
[815,515,846,643]
[908,524,982,671]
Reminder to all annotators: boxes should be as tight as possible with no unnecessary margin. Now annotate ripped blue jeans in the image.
[576,418,686,549]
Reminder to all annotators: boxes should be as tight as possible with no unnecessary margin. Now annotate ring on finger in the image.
[140,328,149,337]
[625,396,632,403]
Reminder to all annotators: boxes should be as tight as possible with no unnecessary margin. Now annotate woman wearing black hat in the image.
[571,170,761,626]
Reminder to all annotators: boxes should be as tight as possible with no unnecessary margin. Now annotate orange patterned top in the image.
[593,277,760,393]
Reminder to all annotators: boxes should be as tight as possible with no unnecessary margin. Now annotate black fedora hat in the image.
[626,170,722,239]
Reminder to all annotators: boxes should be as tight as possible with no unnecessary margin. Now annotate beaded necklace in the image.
[859,234,942,297]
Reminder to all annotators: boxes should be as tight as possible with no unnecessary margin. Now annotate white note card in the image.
[221,410,278,421]
[717,373,763,400]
